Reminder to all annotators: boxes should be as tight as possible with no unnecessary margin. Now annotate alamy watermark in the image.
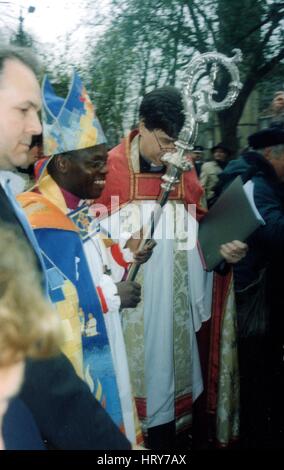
[89,197,198,251]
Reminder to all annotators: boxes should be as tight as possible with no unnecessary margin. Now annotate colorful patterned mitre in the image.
[42,71,107,156]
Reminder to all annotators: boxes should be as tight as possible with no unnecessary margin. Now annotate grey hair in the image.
[0,45,40,83]
[258,144,284,159]
[270,144,284,159]
[274,91,284,98]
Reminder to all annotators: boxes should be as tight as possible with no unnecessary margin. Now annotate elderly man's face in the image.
[0,59,42,170]
[272,155,284,182]
[266,146,284,182]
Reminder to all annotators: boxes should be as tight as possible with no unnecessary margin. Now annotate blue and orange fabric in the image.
[17,191,125,433]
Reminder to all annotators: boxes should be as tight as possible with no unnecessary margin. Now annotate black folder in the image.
[198,176,264,271]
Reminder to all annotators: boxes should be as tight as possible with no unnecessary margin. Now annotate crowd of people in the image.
[0,44,283,451]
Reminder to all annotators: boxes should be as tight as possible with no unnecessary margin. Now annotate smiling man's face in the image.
[0,58,42,170]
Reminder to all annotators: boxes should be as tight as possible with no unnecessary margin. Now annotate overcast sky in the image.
[1,1,79,39]
[0,0,110,59]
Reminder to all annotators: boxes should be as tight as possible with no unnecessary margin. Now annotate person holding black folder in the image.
[214,127,284,449]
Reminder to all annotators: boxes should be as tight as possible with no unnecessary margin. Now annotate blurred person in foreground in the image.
[0,227,61,450]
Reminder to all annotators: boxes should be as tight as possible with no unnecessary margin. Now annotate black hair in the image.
[139,86,185,139]
[211,143,231,156]
[0,45,40,81]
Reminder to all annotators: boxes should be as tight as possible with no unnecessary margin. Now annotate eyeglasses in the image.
[153,130,176,152]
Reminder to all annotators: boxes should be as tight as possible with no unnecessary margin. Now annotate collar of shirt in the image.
[139,155,166,173]
[60,186,81,210]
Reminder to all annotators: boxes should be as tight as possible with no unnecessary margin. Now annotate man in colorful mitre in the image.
[95,86,248,449]
[17,72,154,446]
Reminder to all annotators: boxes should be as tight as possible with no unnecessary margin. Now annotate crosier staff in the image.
[127,49,243,281]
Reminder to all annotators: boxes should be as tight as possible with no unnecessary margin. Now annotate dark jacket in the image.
[214,151,284,290]
[0,183,131,450]
[3,399,45,450]
[21,356,131,450]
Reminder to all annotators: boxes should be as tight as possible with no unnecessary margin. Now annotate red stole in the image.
[96,129,206,221]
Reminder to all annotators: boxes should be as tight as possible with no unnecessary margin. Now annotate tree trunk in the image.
[217,77,257,155]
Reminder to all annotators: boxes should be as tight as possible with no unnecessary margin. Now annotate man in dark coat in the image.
[0,45,132,450]
[191,145,205,177]
[215,127,284,448]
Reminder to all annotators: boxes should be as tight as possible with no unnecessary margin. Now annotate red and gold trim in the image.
[96,129,206,221]
[207,271,233,414]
